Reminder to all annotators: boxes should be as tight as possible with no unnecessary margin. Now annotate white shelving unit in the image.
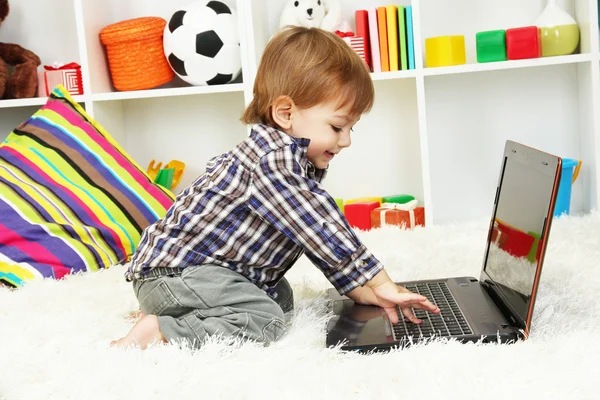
[1,0,598,226]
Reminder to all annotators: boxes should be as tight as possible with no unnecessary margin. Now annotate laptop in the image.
[325,140,562,353]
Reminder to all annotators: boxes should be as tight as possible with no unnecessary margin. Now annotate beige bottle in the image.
[535,0,580,57]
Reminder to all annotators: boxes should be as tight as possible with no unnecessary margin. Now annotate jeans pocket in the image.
[138,279,183,316]
[262,318,286,344]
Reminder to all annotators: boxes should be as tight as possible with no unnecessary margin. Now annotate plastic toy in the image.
[425,35,466,67]
[476,30,507,63]
[147,159,186,190]
[344,202,379,231]
[554,158,581,217]
[506,26,541,60]
[155,168,174,189]
[165,160,186,189]
[147,159,163,181]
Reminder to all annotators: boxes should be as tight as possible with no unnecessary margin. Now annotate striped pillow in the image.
[0,85,175,287]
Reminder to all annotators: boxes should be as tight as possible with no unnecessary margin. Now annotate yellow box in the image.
[425,35,466,67]
[346,197,382,205]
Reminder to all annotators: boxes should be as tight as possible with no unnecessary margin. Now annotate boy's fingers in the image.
[383,306,399,324]
[401,307,421,324]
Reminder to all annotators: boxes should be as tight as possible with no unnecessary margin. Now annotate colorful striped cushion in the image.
[0,85,175,287]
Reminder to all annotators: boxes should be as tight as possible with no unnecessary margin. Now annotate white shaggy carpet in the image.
[1,212,599,400]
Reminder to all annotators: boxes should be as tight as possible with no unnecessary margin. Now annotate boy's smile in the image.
[274,98,358,170]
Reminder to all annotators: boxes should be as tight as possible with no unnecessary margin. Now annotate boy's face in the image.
[286,100,358,169]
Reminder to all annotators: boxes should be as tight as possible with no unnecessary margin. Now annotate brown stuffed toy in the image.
[0,0,41,99]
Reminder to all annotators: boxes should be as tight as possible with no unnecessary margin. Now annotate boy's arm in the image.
[249,146,384,295]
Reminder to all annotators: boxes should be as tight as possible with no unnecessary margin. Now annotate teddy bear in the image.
[278,0,351,33]
[0,0,41,99]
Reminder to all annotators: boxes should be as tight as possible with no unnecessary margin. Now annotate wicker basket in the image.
[99,17,174,91]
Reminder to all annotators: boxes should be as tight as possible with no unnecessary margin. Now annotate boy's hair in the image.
[241,26,375,127]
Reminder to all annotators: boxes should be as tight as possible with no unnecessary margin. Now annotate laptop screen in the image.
[482,143,559,326]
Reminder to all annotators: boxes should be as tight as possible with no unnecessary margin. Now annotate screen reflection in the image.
[483,156,553,321]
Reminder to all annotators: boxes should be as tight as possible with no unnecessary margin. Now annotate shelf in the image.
[0,95,86,109]
[91,83,245,102]
[423,53,595,77]
[371,69,419,81]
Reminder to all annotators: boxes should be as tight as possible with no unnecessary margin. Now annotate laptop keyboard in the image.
[392,282,473,340]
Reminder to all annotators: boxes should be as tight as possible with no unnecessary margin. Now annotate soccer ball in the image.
[163,1,241,86]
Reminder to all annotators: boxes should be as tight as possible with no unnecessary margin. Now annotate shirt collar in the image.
[252,124,328,182]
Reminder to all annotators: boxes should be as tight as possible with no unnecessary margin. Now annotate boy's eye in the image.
[331,126,342,133]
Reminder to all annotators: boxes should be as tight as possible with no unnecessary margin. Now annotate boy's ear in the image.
[271,95,295,130]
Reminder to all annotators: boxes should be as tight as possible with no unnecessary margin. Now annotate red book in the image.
[355,10,371,70]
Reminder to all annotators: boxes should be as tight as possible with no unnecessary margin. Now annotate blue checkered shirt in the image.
[125,124,384,295]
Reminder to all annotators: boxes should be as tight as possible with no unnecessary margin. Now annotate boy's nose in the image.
[338,131,351,148]
[307,8,313,16]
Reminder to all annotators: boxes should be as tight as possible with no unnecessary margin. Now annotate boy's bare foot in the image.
[110,314,167,350]
[127,310,145,322]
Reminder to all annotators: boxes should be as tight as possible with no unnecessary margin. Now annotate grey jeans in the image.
[132,265,293,349]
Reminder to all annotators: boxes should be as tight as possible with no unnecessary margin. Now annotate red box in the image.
[493,219,535,258]
[344,202,379,231]
[371,203,425,230]
[506,26,541,60]
[39,62,84,96]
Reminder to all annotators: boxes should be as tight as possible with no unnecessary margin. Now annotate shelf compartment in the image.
[424,63,584,224]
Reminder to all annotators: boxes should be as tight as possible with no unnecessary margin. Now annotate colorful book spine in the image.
[385,5,399,71]
[368,8,381,73]
[377,7,389,72]
[397,5,408,70]
[355,10,371,71]
[405,5,415,70]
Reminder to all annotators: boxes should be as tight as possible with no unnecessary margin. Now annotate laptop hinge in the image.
[480,280,525,331]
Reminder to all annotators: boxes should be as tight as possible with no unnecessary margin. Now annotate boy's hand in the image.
[370,281,440,324]
[363,270,440,324]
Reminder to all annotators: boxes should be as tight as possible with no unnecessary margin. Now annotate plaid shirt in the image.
[125,124,384,296]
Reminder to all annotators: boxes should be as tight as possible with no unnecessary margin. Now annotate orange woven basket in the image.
[100,17,174,91]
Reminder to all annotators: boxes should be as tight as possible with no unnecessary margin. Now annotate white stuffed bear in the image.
[278,0,351,33]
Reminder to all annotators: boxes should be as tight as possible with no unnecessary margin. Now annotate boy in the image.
[111,26,439,350]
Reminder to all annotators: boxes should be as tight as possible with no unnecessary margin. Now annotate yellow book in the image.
[385,5,399,71]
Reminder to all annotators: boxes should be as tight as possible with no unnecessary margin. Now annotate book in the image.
[355,10,371,71]
[377,7,389,72]
[385,5,399,71]
[367,8,381,73]
[398,5,408,70]
[405,5,415,70]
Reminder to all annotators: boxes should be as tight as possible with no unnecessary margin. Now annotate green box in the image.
[476,30,507,63]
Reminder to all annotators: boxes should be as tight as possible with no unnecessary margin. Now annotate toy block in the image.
[344,202,379,231]
[382,194,415,204]
[334,198,344,213]
[425,35,466,67]
[506,26,541,60]
[154,168,175,190]
[346,197,382,206]
[476,30,507,63]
